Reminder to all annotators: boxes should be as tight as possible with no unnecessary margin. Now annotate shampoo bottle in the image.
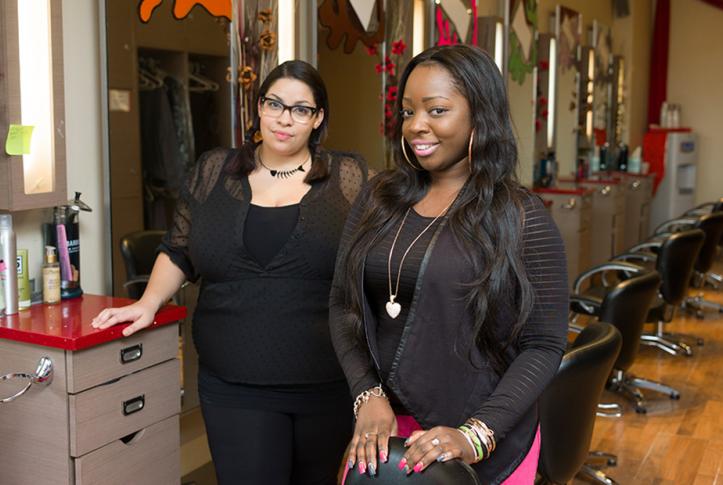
[42,246,61,305]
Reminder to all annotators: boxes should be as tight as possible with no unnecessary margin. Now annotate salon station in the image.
[1,1,722,484]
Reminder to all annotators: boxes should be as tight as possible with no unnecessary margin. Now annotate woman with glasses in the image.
[330,45,567,484]
[92,60,371,484]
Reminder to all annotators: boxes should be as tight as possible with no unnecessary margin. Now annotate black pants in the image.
[199,367,353,485]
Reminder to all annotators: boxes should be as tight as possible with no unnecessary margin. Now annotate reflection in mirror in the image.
[506,0,537,186]
[577,45,595,174]
[591,20,612,166]
[317,0,387,168]
[533,32,557,187]
[553,5,582,179]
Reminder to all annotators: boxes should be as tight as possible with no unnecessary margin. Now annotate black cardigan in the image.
[160,147,370,384]
[329,184,569,484]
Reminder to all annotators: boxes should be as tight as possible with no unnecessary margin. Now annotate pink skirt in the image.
[395,415,540,484]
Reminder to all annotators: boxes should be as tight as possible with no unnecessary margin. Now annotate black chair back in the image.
[343,437,480,485]
[537,322,622,485]
[693,212,723,273]
[119,230,165,299]
[656,229,705,306]
[599,271,662,372]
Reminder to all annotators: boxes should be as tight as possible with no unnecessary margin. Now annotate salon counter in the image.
[0,294,187,485]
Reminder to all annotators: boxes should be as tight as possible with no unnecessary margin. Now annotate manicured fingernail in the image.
[347,458,354,469]
[404,438,411,447]
[368,463,377,476]
[404,465,411,474]
[413,462,423,473]
[380,450,388,463]
[436,453,447,462]
[358,462,366,475]
[397,458,407,470]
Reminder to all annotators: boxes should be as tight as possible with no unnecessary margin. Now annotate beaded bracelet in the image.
[353,384,387,419]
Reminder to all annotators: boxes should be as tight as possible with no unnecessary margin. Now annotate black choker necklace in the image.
[257,152,310,179]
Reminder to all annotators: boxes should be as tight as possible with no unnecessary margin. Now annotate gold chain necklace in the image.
[385,198,455,319]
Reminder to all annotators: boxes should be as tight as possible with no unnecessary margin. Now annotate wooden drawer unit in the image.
[70,359,180,456]
[74,415,180,485]
[66,324,178,393]
[0,295,185,485]
[535,189,594,286]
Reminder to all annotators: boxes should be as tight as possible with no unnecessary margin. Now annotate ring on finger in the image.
[365,432,376,439]
[431,438,440,447]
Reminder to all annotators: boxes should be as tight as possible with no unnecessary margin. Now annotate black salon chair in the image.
[571,270,675,413]
[611,229,705,356]
[537,322,622,485]
[654,212,723,316]
[343,437,480,485]
[119,230,166,299]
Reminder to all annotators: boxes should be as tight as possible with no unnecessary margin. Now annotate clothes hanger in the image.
[188,62,220,92]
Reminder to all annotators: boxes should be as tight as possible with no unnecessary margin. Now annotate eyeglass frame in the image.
[259,96,320,124]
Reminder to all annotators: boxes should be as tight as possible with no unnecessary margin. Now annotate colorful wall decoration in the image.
[138,0,231,23]
[508,0,537,85]
[318,0,385,54]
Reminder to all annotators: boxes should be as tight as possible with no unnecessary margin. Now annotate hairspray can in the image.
[0,214,18,315]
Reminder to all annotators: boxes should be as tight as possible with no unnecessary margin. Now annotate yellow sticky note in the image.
[5,125,34,155]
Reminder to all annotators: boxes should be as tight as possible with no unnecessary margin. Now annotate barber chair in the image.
[611,229,705,356]
[343,437,480,485]
[653,212,723,317]
[537,322,622,485]
[571,270,676,413]
[120,230,166,299]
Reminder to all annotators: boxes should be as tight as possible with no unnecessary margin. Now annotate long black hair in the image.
[228,60,331,182]
[340,45,533,374]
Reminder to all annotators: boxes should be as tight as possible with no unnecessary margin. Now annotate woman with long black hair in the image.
[330,45,568,484]
[93,60,371,484]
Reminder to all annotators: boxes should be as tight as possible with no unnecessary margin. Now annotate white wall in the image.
[668,0,723,204]
[15,0,108,295]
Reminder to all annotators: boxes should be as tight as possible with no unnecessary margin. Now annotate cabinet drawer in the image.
[67,323,178,393]
[75,415,179,485]
[69,359,180,456]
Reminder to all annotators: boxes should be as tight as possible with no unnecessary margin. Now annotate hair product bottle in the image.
[42,246,61,305]
[0,214,18,315]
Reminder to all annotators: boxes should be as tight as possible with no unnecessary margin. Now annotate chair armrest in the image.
[684,202,715,216]
[572,261,646,293]
[122,276,150,288]
[627,237,665,253]
[654,217,698,235]
[613,252,657,263]
[570,295,601,317]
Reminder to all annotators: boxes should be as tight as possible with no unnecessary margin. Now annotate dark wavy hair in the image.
[340,45,533,374]
[228,60,331,182]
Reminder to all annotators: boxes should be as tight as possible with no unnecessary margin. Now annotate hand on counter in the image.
[91,300,157,337]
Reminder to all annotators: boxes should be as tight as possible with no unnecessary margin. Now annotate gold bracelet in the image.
[353,385,387,419]
[465,418,496,457]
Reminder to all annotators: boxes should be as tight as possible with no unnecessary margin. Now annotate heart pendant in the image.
[385,300,402,319]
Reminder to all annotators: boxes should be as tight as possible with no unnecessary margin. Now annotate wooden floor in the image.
[575,271,723,484]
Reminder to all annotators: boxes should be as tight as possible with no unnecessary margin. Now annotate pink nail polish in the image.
[358,462,366,475]
[413,462,423,473]
[397,458,407,470]
[380,450,388,463]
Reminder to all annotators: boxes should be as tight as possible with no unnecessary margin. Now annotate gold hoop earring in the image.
[401,136,421,171]
[468,131,475,173]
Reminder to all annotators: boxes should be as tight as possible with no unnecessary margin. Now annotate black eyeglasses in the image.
[260,96,319,124]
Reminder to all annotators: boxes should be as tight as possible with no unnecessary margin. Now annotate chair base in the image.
[608,370,680,414]
[596,402,623,418]
[577,458,619,485]
[706,272,721,289]
[685,294,723,319]
[640,320,700,356]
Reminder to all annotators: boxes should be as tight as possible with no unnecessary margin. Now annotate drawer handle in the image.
[600,185,612,196]
[562,198,577,210]
[120,343,143,364]
[123,395,145,416]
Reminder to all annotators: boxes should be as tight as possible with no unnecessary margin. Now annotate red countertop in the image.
[0,294,186,351]
[532,186,595,196]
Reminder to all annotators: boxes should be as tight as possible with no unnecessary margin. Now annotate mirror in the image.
[104,0,234,415]
[533,32,557,187]
[592,20,612,159]
[506,0,537,186]
[553,5,582,180]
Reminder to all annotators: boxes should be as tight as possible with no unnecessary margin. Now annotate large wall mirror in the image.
[553,5,582,179]
[104,0,233,413]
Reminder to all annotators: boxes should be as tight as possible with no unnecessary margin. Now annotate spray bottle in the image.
[0,214,18,315]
